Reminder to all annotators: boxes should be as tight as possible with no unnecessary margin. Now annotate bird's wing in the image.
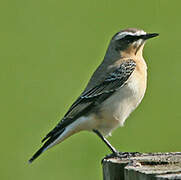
[28,59,136,163]
[42,59,136,142]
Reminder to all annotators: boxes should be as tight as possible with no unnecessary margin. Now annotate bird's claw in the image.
[103,152,141,160]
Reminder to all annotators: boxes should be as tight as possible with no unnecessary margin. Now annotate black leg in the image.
[93,129,118,154]
[93,129,141,160]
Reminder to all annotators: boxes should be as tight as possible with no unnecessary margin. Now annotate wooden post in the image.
[102,152,181,180]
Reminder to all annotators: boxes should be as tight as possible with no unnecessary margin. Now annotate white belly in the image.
[95,73,146,136]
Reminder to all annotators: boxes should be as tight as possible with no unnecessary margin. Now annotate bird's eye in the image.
[124,35,132,39]
[115,35,136,51]
[123,35,134,43]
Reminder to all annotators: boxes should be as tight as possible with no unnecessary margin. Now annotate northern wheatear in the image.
[29,28,158,163]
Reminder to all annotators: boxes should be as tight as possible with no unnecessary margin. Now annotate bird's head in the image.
[111,28,159,57]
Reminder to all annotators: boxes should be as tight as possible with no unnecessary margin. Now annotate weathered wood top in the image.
[102,152,181,180]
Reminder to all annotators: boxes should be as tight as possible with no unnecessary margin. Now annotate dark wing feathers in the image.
[29,59,136,163]
[42,59,136,143]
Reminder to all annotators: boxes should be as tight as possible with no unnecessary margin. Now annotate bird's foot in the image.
[103,151,141,160]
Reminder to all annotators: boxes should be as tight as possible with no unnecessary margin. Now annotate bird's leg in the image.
[93,129,118,154]
[93,129,141,159]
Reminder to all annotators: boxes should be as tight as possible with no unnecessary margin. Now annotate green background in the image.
[1,0,180,179]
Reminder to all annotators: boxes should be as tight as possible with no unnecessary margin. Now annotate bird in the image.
[29,28,158,163]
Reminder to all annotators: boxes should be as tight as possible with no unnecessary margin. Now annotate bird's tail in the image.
[28,124,76,164]
[29,116,86,163]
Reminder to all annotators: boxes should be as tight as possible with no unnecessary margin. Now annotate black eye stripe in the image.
[123,35,138,40]
[124,35,132,38]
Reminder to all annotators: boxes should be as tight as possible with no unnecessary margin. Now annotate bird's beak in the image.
[140,33,159,40]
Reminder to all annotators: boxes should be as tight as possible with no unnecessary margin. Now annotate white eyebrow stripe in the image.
[114,30,146,40]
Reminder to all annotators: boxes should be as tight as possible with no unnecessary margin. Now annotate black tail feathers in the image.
[28,128,65,163]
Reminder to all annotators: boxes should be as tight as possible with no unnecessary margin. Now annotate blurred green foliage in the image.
[0,0,180,179]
